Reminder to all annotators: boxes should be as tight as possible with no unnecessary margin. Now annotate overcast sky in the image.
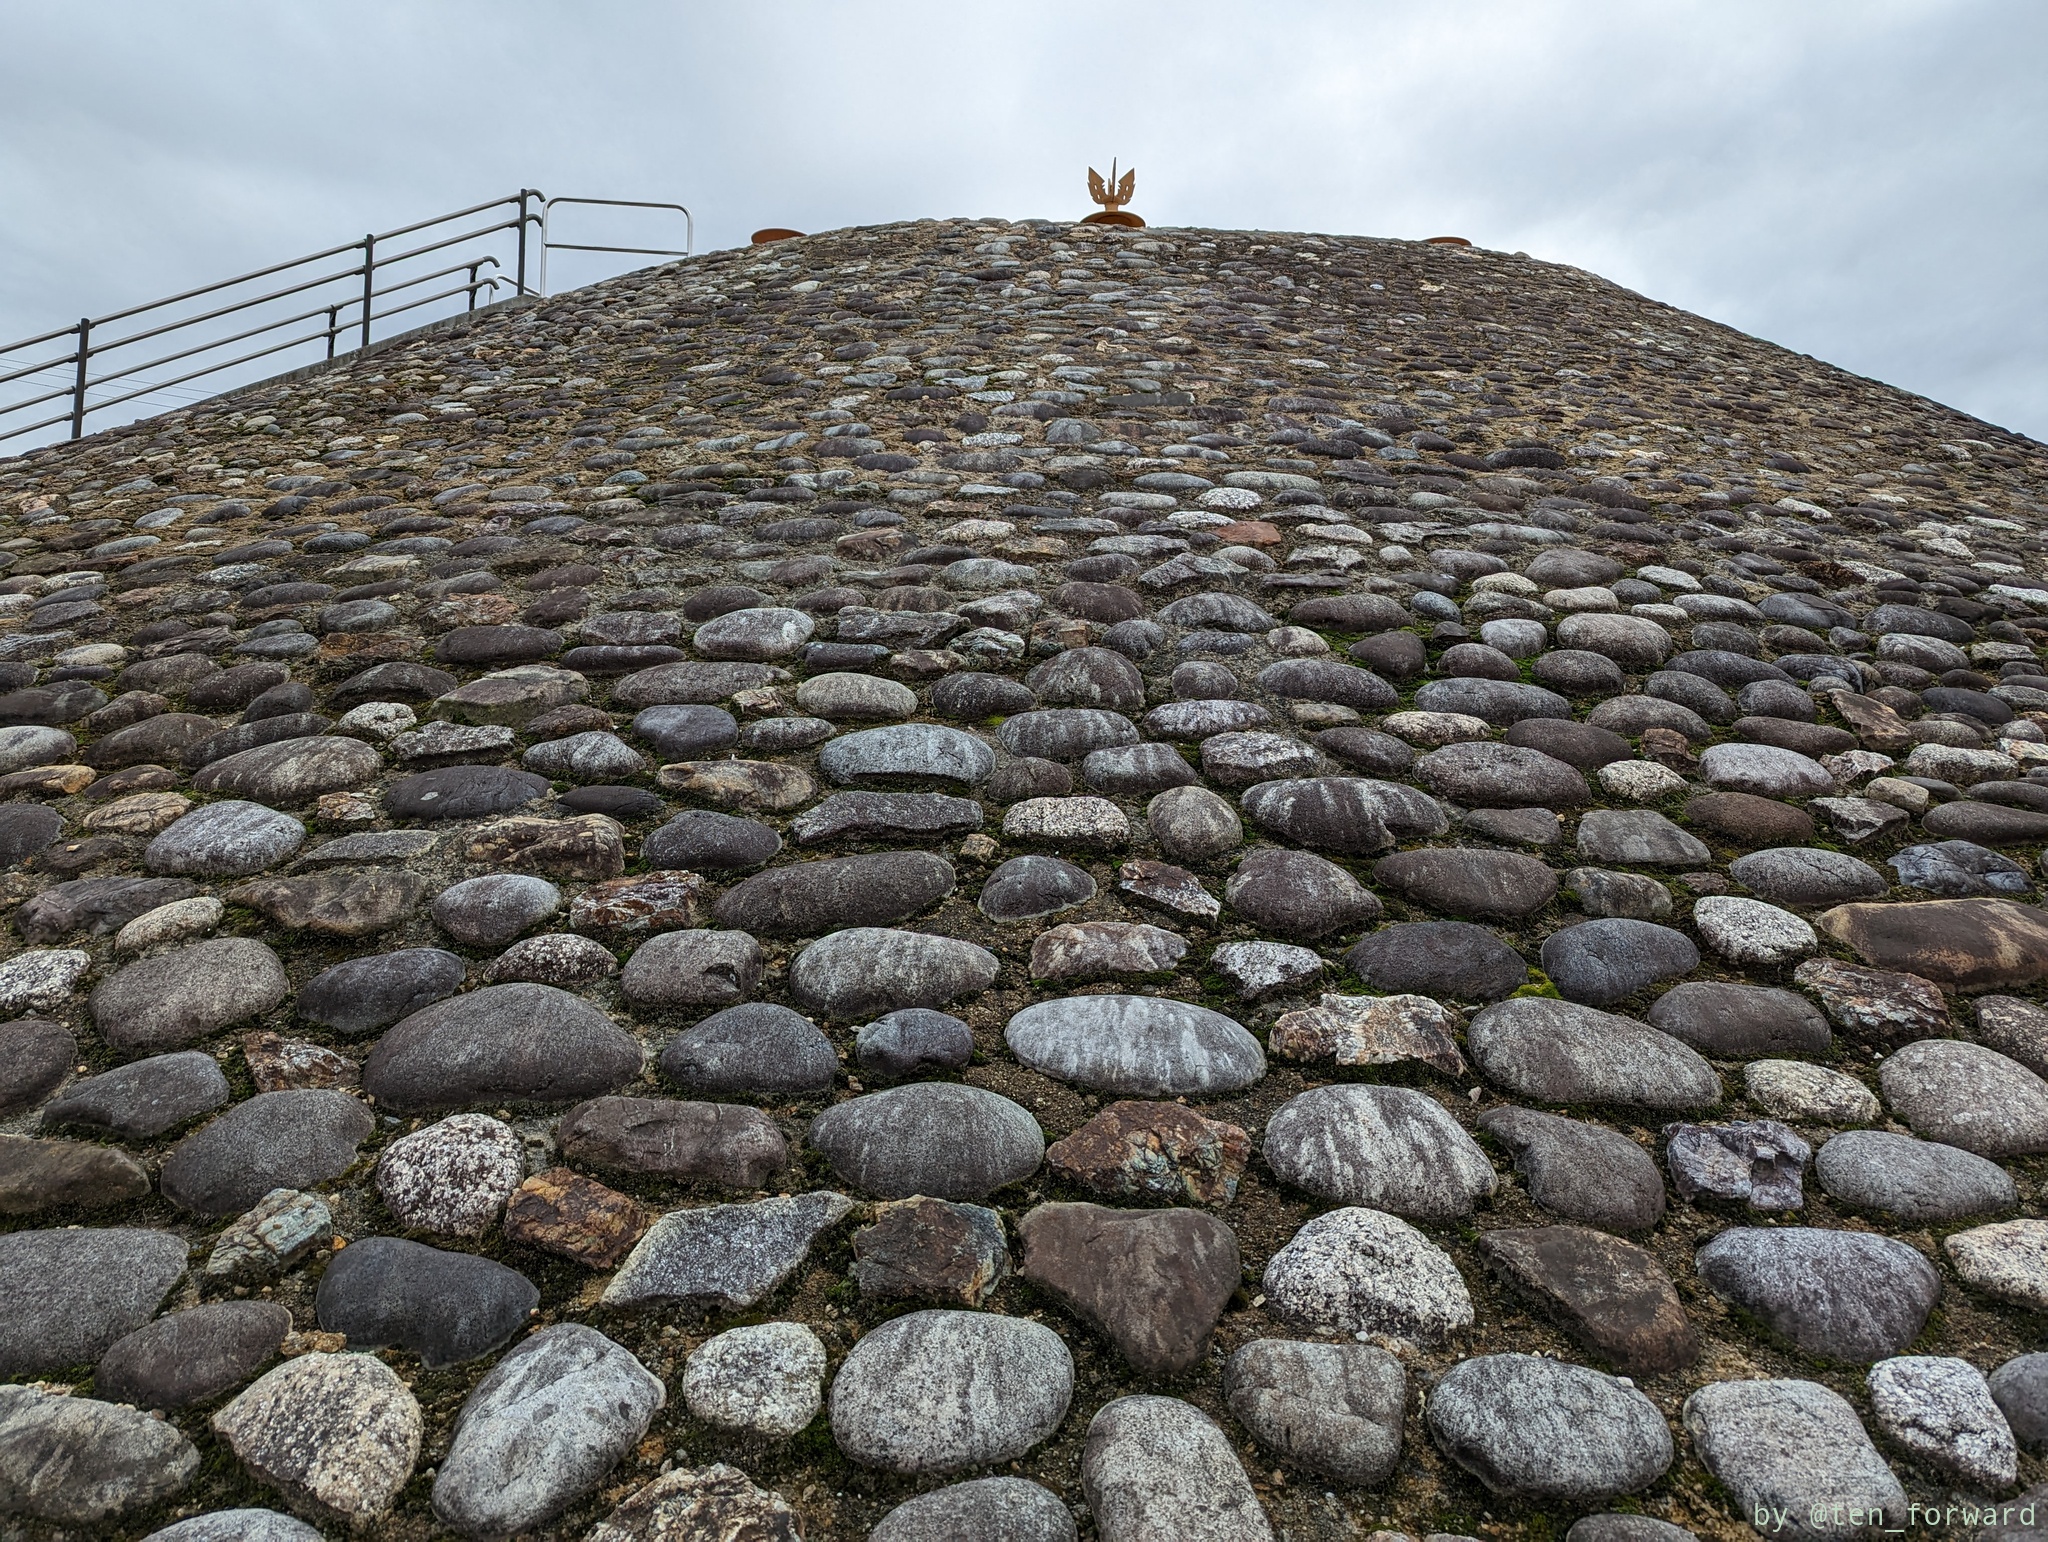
[2,0,2042,440]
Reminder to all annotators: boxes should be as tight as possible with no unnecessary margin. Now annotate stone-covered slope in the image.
[0,216,2045,1539]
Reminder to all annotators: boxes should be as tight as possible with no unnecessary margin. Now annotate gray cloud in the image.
[3,0,2042,437]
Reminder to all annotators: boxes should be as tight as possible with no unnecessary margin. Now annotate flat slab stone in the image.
[1018,1202,1240,1375]
[1005,994,1265,1097]
[1263,1084,1496,1217]
[604,1191,853,1310]
[1468,996,1721,1109]
[1694,1226,1940,1361]
[1816,897,2048,989]
[1865,1354,2017,1490]
[830,1308,1073,1474]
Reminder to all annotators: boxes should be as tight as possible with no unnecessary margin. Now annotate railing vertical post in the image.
[466,261,481,312]
[358,235,375,351]
[515,191,532,296]
[326,305,340,359]
[69,319,90,439]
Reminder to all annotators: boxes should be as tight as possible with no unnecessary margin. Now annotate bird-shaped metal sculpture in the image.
[1081,160,1145,228]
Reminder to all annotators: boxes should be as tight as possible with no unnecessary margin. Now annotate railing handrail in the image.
[0,186,693,452]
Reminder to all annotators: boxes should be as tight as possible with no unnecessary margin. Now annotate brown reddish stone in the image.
[567,871,710,934]
[557,1096,787,1188]
[1269,992,1468,1076]
[654,760,817,812]
[1016,1201,1241,1375]
[1683,791,1815,849]
[84,765,180,800]
[243,1031,359,1093]
[0,765,96,798]
[1116,858,1221,921]
[464,814,627,881]
[0,1134,151,1215]
[1479,1224,1699,1376]
[1045,1100,1251,1205]
[1638,725,1698,772]
[314,631,425,666]
[851,1195,1012,1306]
[501,1167,646,1268]
[1793,958,1949,1048]
[228,869,429,936]
[523,702,616,739]
[1817,898,2048,990]
[1214,520,1284,547]
[1830,691,1915,753]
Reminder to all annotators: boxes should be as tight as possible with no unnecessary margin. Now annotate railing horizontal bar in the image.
[85,292,381,386]
[90,260,383,352]
[83,191,531,330]
[81,326,352,413]
[0,380,76,415]
[364,220,521,272]
[0,321,90,354]
[0,406,79,443]
[87,236,376,329]
[545,242,689,257]
[362,281,504,329]
[359,255,500,301]
[0,349,89,389]
[373,192,529,244]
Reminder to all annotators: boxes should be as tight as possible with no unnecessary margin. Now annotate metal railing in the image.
[0,189,693,452]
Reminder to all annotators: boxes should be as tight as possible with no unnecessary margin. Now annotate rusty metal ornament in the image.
[1080,160,1145,228]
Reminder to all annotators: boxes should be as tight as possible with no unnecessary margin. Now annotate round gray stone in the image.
[1263,1084,1497,1218]
[870,1477,1077,1542]
[160,1090,374,1218]
[1427,1353,1673,1499]
[1540,919,1699,1007]
[1006,994,1265,1097]
[89,937,289,1053]
[788,927,998,1018]
[431,874,561,948]
[830,1309,1073,1474]
[144,801,305,877]
[810,1084,1043,1200]
[1815,1129,2018,1222]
